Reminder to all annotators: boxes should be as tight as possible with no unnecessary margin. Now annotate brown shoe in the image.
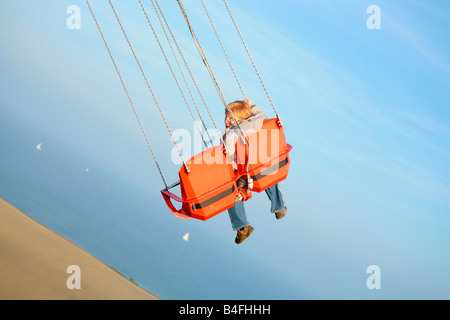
[275,206,287,220]
[235,225,254,244]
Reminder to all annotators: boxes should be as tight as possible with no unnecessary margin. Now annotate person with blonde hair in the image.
[223,98,287,244]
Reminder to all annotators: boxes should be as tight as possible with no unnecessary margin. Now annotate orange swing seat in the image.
[161,118,292,221]
[161,145,239,221]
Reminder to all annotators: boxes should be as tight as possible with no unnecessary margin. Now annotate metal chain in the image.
[138,0,209,149]
[151,0,224,147]
[222,0,279,118]
[177,0,250,162]
[85,0,168,188]
[108,0,189,173]
[201,0,245,98]
[177,0,229,110]
[144,0,214,147]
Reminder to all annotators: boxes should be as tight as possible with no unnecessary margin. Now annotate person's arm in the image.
[244,97,268,120]
[223,129,238,170]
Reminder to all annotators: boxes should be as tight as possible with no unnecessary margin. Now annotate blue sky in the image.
[1,0,449,299]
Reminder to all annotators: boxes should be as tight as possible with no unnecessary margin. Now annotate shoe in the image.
[275,206,287,220]
[235,225,254,244]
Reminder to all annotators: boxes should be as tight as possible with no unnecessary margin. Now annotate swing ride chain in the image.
[145,0,214,148]
[177,0,250,157]
[151,0,224,147]
[222,0,279,118]
[85,0,169,188]
[176,0,228,110]
[201,0,245,99]
[107,0,189,173]
[138,0,212,149]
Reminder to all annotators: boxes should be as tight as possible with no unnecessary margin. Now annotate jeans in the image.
[228,183,285,230]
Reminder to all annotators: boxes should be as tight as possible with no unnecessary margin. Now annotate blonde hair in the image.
[226,100,252,121]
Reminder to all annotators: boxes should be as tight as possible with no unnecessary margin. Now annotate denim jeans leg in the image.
[227,200,249,231]
[265,183,286,213]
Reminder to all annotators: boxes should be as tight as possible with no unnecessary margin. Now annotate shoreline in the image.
[0,198,159,300]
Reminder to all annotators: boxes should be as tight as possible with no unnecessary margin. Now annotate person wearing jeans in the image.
[223,98,287,244]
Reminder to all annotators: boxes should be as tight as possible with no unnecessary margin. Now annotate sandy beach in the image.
[0,198,159,300]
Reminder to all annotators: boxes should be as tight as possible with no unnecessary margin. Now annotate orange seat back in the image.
[179,145,238,220]
[236,118,292,192]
